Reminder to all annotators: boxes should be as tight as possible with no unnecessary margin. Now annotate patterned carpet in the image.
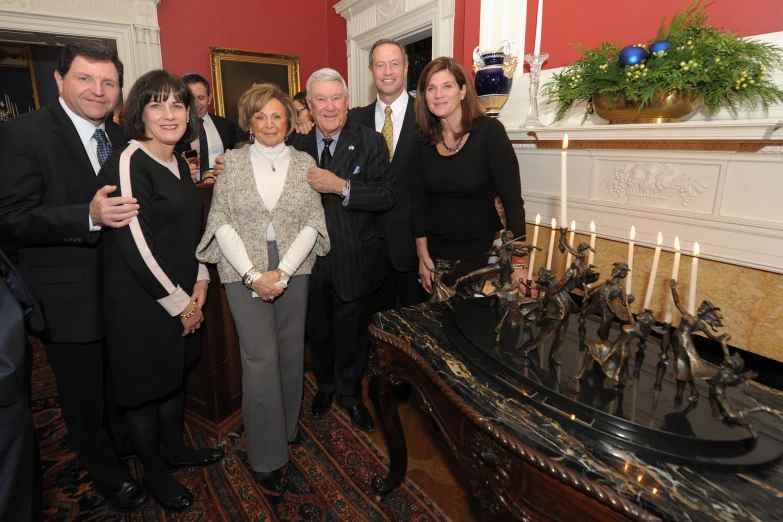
[31,345,450,521]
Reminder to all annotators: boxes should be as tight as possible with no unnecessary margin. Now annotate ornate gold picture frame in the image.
[209,47,300,128]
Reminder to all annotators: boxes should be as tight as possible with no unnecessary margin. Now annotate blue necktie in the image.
[93,128,113,166]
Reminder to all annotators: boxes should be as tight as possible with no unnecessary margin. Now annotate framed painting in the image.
[209,47,300,129]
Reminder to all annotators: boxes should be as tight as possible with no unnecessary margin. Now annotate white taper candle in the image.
[643,233,663,310]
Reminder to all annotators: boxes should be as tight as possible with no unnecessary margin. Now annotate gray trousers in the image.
[224,242,308,472]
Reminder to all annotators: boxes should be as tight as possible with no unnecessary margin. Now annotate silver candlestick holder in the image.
[520,53,549,129]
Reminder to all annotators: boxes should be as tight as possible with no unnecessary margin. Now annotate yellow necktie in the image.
[381,105,393,162]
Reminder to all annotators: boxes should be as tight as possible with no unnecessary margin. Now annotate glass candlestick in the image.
[520,53,549,129]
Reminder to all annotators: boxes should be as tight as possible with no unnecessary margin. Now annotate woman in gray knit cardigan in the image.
[196,85,329,493]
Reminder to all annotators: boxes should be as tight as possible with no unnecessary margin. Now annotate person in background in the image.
[98,70,224,512]
[292,91,313,126]
[0,42,148,513]
[196,84,329,494]
[412,57,528,291]
[0,248,44,522]
[287,68,394,433]
[176,73,238,181]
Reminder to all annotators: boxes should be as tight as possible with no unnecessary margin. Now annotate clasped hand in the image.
[251,270,284,302]
[179,280,208,337]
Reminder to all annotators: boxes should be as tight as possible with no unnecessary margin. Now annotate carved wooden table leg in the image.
[368,337,408,496]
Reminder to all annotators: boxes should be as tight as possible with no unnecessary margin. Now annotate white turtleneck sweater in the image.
[214,141,318,288]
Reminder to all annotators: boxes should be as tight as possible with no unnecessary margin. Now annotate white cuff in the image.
[158,285,191,317]
[197,263,210,282]
[89,214,101,232]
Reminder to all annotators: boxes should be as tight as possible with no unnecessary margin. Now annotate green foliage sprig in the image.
[540,1,783,122]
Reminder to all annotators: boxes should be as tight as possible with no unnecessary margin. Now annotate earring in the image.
[249,130,255,143]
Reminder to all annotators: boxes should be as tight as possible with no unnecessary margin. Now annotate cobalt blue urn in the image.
[472,40,519,118]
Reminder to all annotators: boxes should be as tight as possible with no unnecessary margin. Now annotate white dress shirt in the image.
[374,91,408,154]
[190,113,225,169]
[58,97,110,231]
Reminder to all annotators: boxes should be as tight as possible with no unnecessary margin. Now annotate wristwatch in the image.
[341,180,350,198]
[275,268,291,283]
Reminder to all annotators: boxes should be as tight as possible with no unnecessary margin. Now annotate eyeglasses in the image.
[295,107,309,116]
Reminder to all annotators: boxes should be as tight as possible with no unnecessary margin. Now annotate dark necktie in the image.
[199,118,209,177]
[320,137,333,169]
[93,128,113,166]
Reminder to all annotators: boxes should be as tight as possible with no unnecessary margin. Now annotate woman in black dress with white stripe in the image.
[98,70,224,512]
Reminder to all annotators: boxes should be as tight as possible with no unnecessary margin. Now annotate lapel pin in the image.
[348,145,355,151]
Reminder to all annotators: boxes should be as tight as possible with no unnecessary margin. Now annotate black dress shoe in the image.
[253,469,284,495]
[288,431,304,445]
[103,480,149,513]
[391,378,413,404]
[144,481,194,512]
[166,447,225,470]
[346,403,375,432]
[311,392,334,418]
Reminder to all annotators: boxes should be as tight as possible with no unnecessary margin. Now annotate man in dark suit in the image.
[348,39,425,404]
[288,68,394,432]
[0,43,148,512]
[348,38,424,309]
[177,73,238,180]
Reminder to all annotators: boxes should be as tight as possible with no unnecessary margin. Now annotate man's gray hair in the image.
[306,68,348,97]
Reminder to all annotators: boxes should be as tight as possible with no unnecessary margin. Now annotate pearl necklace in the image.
[441,134,463,153]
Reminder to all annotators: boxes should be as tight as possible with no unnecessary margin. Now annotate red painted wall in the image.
[454,0,482,73]
[453,0,783,70]
[157,0,347,110]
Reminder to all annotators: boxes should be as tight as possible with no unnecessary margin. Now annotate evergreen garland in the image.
[541,1,783,122]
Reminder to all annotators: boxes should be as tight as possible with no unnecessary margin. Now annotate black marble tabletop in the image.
[373,296,783,522]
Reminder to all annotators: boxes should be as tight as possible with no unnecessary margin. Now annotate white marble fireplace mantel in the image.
[508,122,783,275]
[507,120,783,143]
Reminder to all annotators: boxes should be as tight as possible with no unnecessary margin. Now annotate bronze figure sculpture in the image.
[708,337,783,437]
[579,262,632,347]
[520,267,578,364]
[575,309,664,387]
[455,230,539,291]
[669,279,726,403]
[426,259,460,303]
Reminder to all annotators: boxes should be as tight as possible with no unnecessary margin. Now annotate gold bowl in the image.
[592,90,701,124]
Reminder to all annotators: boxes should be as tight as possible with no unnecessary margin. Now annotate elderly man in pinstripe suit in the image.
[287,68,394,432]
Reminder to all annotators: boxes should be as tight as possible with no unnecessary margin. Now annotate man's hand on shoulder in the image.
[90,185,139,228]
[308,166,345,195]
[295,121,315,134]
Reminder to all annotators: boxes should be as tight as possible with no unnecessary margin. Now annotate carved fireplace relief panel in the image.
[595,160,718,214]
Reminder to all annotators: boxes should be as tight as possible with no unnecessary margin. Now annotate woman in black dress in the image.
[412,57,528,290]
[98,70,223,512]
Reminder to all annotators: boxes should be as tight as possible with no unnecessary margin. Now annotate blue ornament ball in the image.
[649,40,671,55]
[618,45,650,67]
